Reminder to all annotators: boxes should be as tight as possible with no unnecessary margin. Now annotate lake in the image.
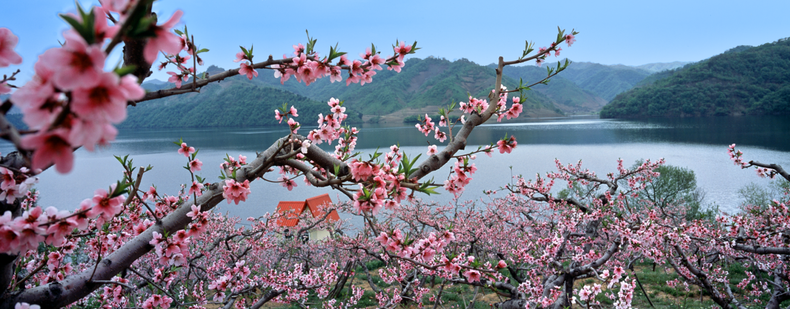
[3,115,788,222]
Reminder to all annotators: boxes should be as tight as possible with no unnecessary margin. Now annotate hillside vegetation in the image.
[252,57,562,116]
[559,62,652,101]
[120,81,340,128]
[125,58,569,128]
[601,39,790,118]
[498,65,607,114]
[124,56,689,128]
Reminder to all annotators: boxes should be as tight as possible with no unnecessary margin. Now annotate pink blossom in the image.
[11,70,56,129]
[222,179,251,204]
[189,181,203,197]
[497,136,517,154]
[143,10,184,64]
[434,128,447,142]
[188,158,202,172]
[329,66,342,83]
[279,175,297,191]
[13,207,46,253]
[427,145,438,156]
[239,62,258,80]
[68,119,117,152]
[87,187,125,225]
[167,71,187,88]
[388,57,404,72]
[45,208,77,247]
[20,129,74,173]
[565,34,576,47]
[463,269,481,282]
[0,211,18,253]
[70,72,129,124]
[345,73,360,86]
[394,41,412,60]
[119,74,145,100]
[300,139,311,154]
[0,28,22,67]
[287,117,300,134]
[0,167,15,191]
[38,31,105,91]
[178,143,195,157]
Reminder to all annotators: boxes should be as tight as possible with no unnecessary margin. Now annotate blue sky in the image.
[2,0,789,82]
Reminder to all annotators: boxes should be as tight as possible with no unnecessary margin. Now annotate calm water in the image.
[4,115,788,220]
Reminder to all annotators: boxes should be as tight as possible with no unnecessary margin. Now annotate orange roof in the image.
[275,194,339,227]
[275,201,306,227]
[305,194,340,223]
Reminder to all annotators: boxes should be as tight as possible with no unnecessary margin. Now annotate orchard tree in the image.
[0,1,789,309]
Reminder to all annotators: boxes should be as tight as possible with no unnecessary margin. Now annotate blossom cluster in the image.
[0,186,124,255]
[443,156,478,197]
[728,143,781,178]
[268,40,413,87]
[375,229,455,262]
[535,33,575,67]
[0,28,23,94]
[348,145,409,214]
[7,3,186,173]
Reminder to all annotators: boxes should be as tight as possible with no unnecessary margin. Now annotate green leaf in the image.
[59,14,93,45]
[114,65,137,77]
[174,29,183,36]
[114,155,125,166]
[197,48,209,53]
[110,181,131,198]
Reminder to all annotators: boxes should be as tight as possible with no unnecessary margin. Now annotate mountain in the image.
[131,57,567,128]
[600,38,790,118]
[634,61,692,73]
[496,64,607,114]
[558,62,652,101]
[250,57,562,117]
[122,80,341,128]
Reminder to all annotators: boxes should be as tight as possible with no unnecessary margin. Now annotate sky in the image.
[2,0,789,83]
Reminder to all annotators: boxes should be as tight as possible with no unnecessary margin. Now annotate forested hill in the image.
[124,58,568,128]
[123,56,691,129]
[600,38,790,118]
[558,62,652,101]
[496,65,607,114]
[120,81,339,128]
[250,57,562,116]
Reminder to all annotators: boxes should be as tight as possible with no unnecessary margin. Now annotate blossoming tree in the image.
[0,1,788,309]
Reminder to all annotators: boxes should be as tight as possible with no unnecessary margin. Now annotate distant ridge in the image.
[601,38,790,118]
[633,61,692,73]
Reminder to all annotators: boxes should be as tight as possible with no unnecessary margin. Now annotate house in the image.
[275,194,340,241]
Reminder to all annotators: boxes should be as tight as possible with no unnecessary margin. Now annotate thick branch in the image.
[0,136,291,308]
[733,244,790,255]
